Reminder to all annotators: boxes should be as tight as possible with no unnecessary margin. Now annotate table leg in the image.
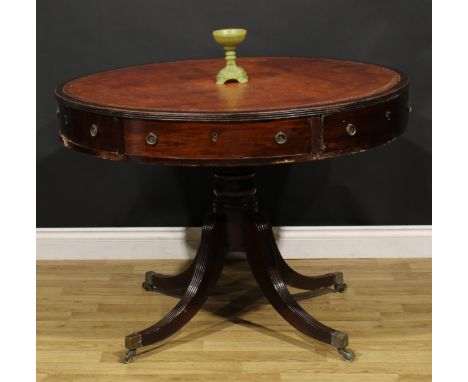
[272,235,347,292]
[122,213,228,363]
[243,211,355,362]
[142,260,196,294]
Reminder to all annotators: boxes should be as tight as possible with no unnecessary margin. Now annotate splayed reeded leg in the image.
[271,237,347,292]
[122,214,228,363]
[142,259,196,294]
[243,212,354,362]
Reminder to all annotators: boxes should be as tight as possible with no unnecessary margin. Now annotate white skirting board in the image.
[36,226,431,260]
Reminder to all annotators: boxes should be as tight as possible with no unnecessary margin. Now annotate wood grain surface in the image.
[57,57,403,118]
[37,258,431,382]
[56,57,409,166]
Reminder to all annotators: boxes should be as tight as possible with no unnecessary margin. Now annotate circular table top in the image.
[57,57,405,121]
[56,57,409,166]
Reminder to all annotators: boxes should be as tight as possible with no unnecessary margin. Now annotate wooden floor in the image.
[37,258,432,381]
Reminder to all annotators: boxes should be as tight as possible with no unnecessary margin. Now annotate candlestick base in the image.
[216,64,248,84]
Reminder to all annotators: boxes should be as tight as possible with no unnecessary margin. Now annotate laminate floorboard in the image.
[37,258,432,381]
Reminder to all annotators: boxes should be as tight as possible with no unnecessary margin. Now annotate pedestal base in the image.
[122,168,354,363]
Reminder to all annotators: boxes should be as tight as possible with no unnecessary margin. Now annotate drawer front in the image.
[59,107,123,153]
[123,118,311,159]
[322,93,409,154]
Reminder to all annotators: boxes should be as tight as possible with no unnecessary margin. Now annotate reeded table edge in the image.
[55,57,409,123]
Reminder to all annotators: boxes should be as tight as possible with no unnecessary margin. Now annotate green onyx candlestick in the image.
[212,28,248,84]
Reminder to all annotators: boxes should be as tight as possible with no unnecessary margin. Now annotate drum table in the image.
[55,57,410,363]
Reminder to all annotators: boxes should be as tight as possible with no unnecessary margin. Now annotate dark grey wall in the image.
[37,0,431,228]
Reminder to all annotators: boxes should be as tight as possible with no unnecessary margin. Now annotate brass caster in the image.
[142,271,157,291]
[334,283,347,293]
[337,347,355,362]
[142,281,156,291]
[121,349,136,364]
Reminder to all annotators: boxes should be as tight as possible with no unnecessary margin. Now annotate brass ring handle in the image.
[90,124,98,137]
[275,131,287,144]
[146,132,158,145]
[346,124,357,136]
